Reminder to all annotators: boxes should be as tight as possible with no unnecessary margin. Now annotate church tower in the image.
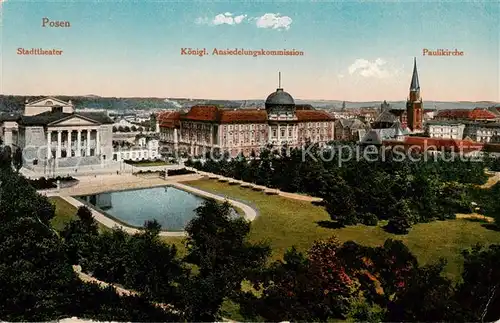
[406,58,423,132]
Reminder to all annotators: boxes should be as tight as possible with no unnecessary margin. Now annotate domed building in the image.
[157,77,335,157]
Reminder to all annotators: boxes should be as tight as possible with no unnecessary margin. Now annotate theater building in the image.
[0,97,114,172]
[156,86,335,157]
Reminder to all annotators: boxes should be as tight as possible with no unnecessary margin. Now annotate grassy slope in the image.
[49,197,108,232]
[182,179,500,281]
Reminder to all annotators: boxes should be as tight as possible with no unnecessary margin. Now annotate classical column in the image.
[67,130,72,157]
[56,130,62,158]
[210,126,213,146]
[96,129,100,155]
[86,129,91,156]
[46,130,52,159]
[277,124,280,143]
[76,130,82,157]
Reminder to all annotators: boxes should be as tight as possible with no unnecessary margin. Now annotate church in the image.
[156,79,336,157]
[0,97,114,172]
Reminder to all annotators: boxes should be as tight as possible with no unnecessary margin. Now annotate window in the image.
[273,130,277,137]
[288,129,292,136]
[281,129,285,137]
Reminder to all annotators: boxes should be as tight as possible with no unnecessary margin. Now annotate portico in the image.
[46,127,100,159]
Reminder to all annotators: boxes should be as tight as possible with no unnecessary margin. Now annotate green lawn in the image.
[180,179,500,281]
[49,197,108,232]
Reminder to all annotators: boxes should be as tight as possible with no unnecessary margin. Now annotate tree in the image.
[385,199,414,234]
[0,145,12,169]
[455,244,500,322]
[324,176,358,226]
[131,125,137,132]
[180,199,270,321]
[61,206,99,266]
[112,126,117,132]
[12,147,23,172]
[386,260,457,322]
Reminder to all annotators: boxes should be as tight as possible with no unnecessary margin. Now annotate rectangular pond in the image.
[76,185,236,231]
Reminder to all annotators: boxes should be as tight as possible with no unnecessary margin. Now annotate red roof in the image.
[219,109,267,124]
[384,136,484,153]
[157,111,181,128]
[436,108,497,120]
[483,143,500,153]
[158,105,334,127]
[180,105,220,122]
[296,110,334,122]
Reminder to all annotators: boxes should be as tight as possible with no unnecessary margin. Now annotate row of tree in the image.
[112,125,147,133]
[0,165,179,321]
[186,144,494,233]
[2,145,500,322]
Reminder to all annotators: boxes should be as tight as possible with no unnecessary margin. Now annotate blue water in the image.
[78,186,225,231]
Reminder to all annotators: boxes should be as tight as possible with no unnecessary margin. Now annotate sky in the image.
[1,0,499,101]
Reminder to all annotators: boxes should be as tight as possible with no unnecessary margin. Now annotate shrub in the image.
[362,212,378,226]
[167,168,196,176]
[386,216,412,234]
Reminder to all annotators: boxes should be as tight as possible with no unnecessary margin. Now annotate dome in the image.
[265,88,295,106]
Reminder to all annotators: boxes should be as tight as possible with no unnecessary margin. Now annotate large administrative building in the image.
[155,85,336,157]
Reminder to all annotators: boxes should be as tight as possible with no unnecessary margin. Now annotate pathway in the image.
[187,168,323,202]
[456,171,500,223]
[72,265,237,322]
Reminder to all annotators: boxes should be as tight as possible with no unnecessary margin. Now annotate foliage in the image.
[0,167,179,321]
[454,244,500,322]
[12,147,23,172]
[180,199,271,321]
[189,145,488,232]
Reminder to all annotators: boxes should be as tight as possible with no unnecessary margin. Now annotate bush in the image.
[167,168,196,176]
[362,213,378,226]
[386,216,412,234]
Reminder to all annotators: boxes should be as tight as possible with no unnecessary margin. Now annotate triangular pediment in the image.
[49,114,99,126]
[26,96,72,107]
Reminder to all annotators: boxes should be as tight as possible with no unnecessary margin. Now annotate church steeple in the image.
[410,57,420,91]
[406,58,423,132]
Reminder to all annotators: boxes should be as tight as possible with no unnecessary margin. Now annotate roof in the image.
[265,88,295,106]
[180,105,220,122]
[436,108,497,120]
[25,96,72,106]
[220,109,267,124]
[426,120,465,126]
[19,111,113,126]
[375,110,399,124]
[295,104,314,110]
[483,143,500,153]
[157,111,181,128]
[336,118,366,130]
[0,113,21,122]
[384,136,484,153]
[463,121,500,129]
[410,58,420,91]
[360,128,397,145]
[295,110,334,122]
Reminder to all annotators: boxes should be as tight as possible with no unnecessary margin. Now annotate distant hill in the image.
[0,95,497,113]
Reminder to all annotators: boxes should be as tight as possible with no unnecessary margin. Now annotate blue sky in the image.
[1,0,498,101]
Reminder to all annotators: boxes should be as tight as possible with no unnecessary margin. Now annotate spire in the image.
[278,71,282,89]
[410,57,420,91]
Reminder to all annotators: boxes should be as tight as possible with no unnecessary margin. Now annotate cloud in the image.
[254,13,292,30]
[195,12,247,26]
[347,58,395,78]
